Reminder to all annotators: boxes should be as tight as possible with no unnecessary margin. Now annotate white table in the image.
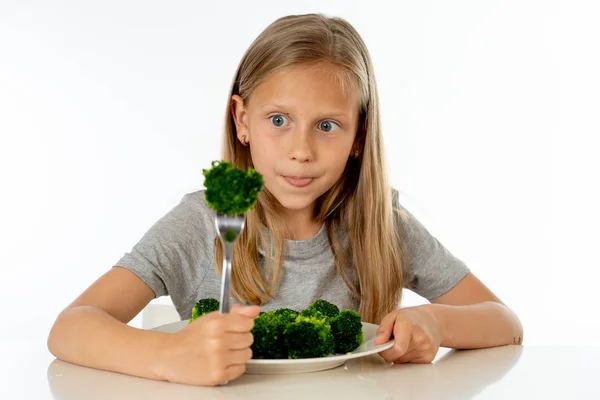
[2,334,599,399]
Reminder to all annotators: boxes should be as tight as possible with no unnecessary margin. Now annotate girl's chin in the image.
[276,197,316,212]
[269,191,317,212]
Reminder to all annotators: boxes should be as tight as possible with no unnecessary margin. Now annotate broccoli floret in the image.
[251,311,293,359]
[330,310,364,353]
[284,315,335,359]
[202,160,264,217]
[250,309,300,359]
[189,298,219,323]
[298,308,327,321]
[268,308,299,323]
[305,299,340,319]
[250,302,362,359]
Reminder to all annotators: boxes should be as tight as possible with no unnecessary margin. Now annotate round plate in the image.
[150,320,394,374]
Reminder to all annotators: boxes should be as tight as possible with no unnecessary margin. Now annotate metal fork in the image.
[214,213,246,315]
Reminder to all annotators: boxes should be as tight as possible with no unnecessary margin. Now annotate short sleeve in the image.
[115,243,168,298]
[392,189,470,300]
[113,192,215,303]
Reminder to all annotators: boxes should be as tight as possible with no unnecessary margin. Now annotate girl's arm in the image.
[47,267,167,380]
[428,273,523,348]
[47,267,259,386]
[375,273,523,363]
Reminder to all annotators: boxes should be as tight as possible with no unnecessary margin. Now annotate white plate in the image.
[151,320,394,374]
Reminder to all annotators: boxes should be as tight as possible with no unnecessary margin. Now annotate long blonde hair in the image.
[214,13,408,323]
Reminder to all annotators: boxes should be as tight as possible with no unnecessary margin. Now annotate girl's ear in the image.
[231,95,250,145]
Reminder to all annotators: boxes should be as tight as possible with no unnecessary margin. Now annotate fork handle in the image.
[219,242,234,314]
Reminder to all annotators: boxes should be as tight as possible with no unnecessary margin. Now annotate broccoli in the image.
[268,308,299,323]
[189,298,219,323]
[251,309,298,359]
[246,300,363,360]
[283,314,335,359]
[304,299,340,319]
[298,307,327,321]
[202,160,264,218]
[330,310,364,353]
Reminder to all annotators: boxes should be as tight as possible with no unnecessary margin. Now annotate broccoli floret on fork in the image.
[202,160,264,219]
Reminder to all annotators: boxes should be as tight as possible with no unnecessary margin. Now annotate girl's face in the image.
[232,63,360,213]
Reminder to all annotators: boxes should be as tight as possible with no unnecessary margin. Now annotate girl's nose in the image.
[288,124,314,163]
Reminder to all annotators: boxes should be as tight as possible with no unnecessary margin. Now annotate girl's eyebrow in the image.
[260,102,289,111]
[260,103,352,118]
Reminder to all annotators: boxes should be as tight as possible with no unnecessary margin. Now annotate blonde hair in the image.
[214,13,408,323]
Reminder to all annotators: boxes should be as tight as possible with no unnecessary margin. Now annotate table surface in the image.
[2,334,599,400]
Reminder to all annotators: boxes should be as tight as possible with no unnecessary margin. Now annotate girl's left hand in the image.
[374,306,442,364]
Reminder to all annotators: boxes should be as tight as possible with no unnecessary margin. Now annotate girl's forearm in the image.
[47,305,168,380]
[421,301,523,349]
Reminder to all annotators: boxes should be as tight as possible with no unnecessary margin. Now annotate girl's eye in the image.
[318,120,340,133]
[270,114,289,127]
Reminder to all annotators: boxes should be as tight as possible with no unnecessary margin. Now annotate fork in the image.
[214,213,246,315]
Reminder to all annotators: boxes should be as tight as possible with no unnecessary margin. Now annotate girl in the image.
[47,13,523,387]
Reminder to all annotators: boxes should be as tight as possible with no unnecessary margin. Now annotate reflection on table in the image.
[47,345,523,400]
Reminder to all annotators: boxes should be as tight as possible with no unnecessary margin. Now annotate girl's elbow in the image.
[47,310,69,358]
[47,316,61,357]
[513,316,524,345]
[500,303,523,345]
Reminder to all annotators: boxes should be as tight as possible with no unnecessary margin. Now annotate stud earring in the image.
[240,135,249,146]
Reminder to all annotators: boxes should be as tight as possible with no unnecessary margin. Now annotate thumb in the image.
[375,310,398,345]
[230,304,261,318]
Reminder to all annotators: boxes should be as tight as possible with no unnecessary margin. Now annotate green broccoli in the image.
[248,301,363,360]
[298,307,327,321]
[330,310,364,353]
[303,299,340,319]
[189,298,219,323]
[251,309,298,359]
[202,160,264,217]
[268,308,299,323]
[283,314,335,359]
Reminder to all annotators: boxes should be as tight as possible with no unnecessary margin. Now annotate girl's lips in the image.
[283,176,313,187]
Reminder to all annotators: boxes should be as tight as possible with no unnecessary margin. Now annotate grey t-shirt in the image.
[114,190,469,320]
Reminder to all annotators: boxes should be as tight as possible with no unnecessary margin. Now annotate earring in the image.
[353,150,360,158]
[240,135,249,146]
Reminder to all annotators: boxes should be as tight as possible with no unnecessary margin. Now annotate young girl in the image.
[47,13,523,387]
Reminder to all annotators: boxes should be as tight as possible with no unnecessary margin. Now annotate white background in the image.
[1,0,599,360]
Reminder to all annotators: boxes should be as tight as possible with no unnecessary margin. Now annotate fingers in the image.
[231,304,261,318]
[379,320,413,361]
[224,332,254,350]
[201,313,256,334]
[379,322,438,364]
[209,363,247,386]
[206,347,252,385]
[407,355,435,364]
[225,313,256,333]
[394,348,420,364]
[375,310,399,345]
[222,364,246,382]
[225,348,253,366]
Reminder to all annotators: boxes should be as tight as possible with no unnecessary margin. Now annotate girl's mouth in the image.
[283,176,313,187]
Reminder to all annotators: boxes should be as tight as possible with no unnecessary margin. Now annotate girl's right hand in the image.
[153,304,260,386]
